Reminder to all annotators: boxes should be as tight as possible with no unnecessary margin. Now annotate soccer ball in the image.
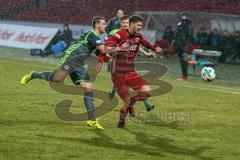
[200,67,216,82]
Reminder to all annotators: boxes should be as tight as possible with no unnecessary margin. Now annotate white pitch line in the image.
[175,80,240,92]
[175,83,240,95]
[96,72,240,94]
[2,60,239,95]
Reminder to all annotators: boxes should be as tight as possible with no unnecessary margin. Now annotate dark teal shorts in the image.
[69,66,90,85]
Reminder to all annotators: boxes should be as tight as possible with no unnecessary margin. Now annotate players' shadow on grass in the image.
[0,119,75,128]
[38,131,165,157]
[126,129,213,160]
[38,130,213,160]
[143,121,186,131]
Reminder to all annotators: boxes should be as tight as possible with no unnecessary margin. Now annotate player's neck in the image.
[93,29,100,36]
[127,28,135,35]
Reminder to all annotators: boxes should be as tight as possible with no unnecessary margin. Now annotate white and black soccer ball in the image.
[200,67,216,82]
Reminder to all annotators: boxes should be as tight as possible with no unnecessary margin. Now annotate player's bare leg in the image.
[109,86,154,111]
[118,85,152,128]
[129,85,152,110]
[135,85,151,101]
[141,85,155,112]
[118,96,133,128]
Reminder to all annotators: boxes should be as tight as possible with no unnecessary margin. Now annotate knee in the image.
[140,85,151,98]
[141,85,151,93]
[123,97,131,106]
[80,82,93,92]
[53,74,65,82]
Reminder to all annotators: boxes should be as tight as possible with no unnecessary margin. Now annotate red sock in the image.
[119,104,128,122]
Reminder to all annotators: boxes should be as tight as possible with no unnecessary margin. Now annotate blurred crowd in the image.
[155,26,240,63]
[195,28,240,63]
[41,11,240,65]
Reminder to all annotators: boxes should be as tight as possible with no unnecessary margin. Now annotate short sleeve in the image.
[105,29,124,44]
[88,32,103,47]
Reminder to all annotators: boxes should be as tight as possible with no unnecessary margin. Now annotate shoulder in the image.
[87,31,102,44]
[114,29,128,39]
[108,16,118,22]
[109,29,120,36]
[88,31,100,39]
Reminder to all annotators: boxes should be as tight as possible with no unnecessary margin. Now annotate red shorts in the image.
[111,72,148,100]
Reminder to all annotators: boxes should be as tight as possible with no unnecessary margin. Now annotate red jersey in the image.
[105,29,156,74]
[98,50,111,63]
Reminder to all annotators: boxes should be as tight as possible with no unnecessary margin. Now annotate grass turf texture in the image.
[0,47,240,160]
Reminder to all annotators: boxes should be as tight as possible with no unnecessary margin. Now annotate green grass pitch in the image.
[0,47,240,160]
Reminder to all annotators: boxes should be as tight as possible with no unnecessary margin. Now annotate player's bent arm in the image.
[104,30,131,53]
[104,41,130,53]
[97,43,123,54]
[140,37,156,51]
[139,47,152,56]
[97,44,121,54]
[97,45,105,54]
[140,38,163,53]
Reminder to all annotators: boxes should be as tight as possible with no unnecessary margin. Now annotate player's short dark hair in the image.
[120,15,129,21]
[92,16,105,28]
[129,15,144,24]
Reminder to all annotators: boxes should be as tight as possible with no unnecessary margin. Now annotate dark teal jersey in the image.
[77,30,103,52]
[58,30,103,68]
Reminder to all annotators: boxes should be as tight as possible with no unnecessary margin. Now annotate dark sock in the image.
[84,91,96,120]
[144,99,154,111]
[111,87,116,93]
[31,71,55,81]
[144,99,152,107]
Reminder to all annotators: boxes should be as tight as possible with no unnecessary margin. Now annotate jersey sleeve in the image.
[98,51,105,63]
[108,29,120,36]
[139,34,156,51]
[98,50,112,63]
[88,33,103,47]
[105,29,123,44]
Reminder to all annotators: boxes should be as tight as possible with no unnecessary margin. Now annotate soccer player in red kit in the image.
[104,15,162,128]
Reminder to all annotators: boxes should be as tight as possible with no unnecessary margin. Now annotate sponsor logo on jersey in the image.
[135,37,140,43]
[96,40,102,44]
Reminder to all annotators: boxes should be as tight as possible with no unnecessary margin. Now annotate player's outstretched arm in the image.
[97,45,105,54]
[139,47,153,56]
[140,37,163,53]
[104,41,130,53]
[96,48,113,73]
[104,29,132,53]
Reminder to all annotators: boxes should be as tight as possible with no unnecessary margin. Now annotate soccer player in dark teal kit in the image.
[20,17,106,130]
